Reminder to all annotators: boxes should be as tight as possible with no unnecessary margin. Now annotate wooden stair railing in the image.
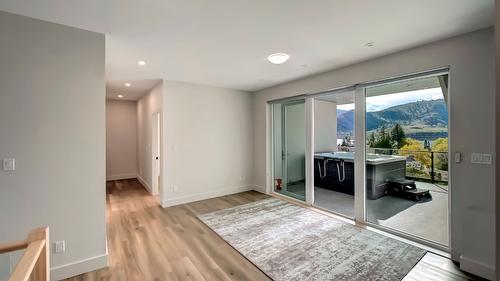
[0,227,49,281]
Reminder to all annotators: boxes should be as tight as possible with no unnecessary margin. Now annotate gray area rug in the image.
[198,198,426,281]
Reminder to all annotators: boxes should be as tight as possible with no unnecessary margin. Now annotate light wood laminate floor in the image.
[63,179,483,281]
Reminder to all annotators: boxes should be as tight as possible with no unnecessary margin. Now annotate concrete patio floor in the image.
[313,182,449,246]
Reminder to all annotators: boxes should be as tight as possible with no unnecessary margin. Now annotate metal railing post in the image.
[430,151,435,183]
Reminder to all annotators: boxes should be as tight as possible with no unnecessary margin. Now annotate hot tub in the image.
[314,152,407,199]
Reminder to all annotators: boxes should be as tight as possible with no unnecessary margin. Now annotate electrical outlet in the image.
[54,240,65,253]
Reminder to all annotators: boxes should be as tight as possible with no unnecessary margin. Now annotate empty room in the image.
[0,1,498,281]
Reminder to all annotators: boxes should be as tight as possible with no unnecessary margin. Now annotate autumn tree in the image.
[432,137,449,170]
[399,138,431,167]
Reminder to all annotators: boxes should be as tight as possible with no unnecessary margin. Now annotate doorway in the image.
[313,91,356,218]
[151,112,161,196]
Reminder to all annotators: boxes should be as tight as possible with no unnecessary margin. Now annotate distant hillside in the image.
[337,99,448,138]
[336,109,349,116]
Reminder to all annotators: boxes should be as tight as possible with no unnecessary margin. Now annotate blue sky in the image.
[337,87,444,112]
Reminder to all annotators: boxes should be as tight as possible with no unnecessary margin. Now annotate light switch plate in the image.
[54,240,65,253]
[471,153,492,165]
[3,158,15,171]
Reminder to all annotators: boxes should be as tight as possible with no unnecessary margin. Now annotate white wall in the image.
[0,11,106,280]
[495,3,500,280]
[106,100,138,180]
[314,100,338,152]
[162,81,254,206]
[0,254,9,281]
[253,28,495,279]
[137,81,163,193]
[283,103,306,183]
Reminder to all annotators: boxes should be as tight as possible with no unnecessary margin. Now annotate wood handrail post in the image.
[3,227,49,281]
[28,227,49,281]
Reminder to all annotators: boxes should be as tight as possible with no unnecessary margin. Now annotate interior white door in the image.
[151,112,161,195]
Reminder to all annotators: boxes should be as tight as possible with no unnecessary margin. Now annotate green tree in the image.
[367,132,376,147]
[373,125,392,149]
[391,123,406,149]
[341,136,349,146]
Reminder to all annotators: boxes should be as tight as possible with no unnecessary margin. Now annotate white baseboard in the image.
[252,184,267,194]
[459,255,495,280]
[136,175,152,193]
[106,173,136,181]
[162,185,254,207]
[50,254,108,281]
[450,249,460,262]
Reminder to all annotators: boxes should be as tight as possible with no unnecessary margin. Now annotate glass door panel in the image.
[364,74,450,246]
[272,100,306,201]
[312,91,355,218]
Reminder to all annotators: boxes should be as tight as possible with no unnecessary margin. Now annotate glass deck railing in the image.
[366,147,448,184]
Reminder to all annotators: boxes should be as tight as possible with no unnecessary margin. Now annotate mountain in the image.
[337,99,448,136]
[336,109,349,116]
[337,109,354,133]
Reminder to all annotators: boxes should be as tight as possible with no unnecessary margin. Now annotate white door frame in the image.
[353,87,366,222]
[281,103,289,187]
[151,112,161,196]
[305,98,314,205]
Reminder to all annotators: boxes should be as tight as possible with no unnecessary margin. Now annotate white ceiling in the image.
[106,79,160,100]
[0,1,493,92]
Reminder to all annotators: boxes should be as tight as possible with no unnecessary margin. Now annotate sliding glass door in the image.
[269,69,450,249]
[364,73,450,246]
[272,100,306,201]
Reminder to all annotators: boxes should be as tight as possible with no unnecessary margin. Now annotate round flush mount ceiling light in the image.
[267,53,290,64]
[124,83,131,87]
[138,60,146,66]
[117,94,124,98]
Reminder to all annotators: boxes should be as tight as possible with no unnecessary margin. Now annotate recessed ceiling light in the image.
[365,42,375,47]
[124,83,131,87]
[138,60,146,66]
[267,53,290,64]
[117,94,124,98]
